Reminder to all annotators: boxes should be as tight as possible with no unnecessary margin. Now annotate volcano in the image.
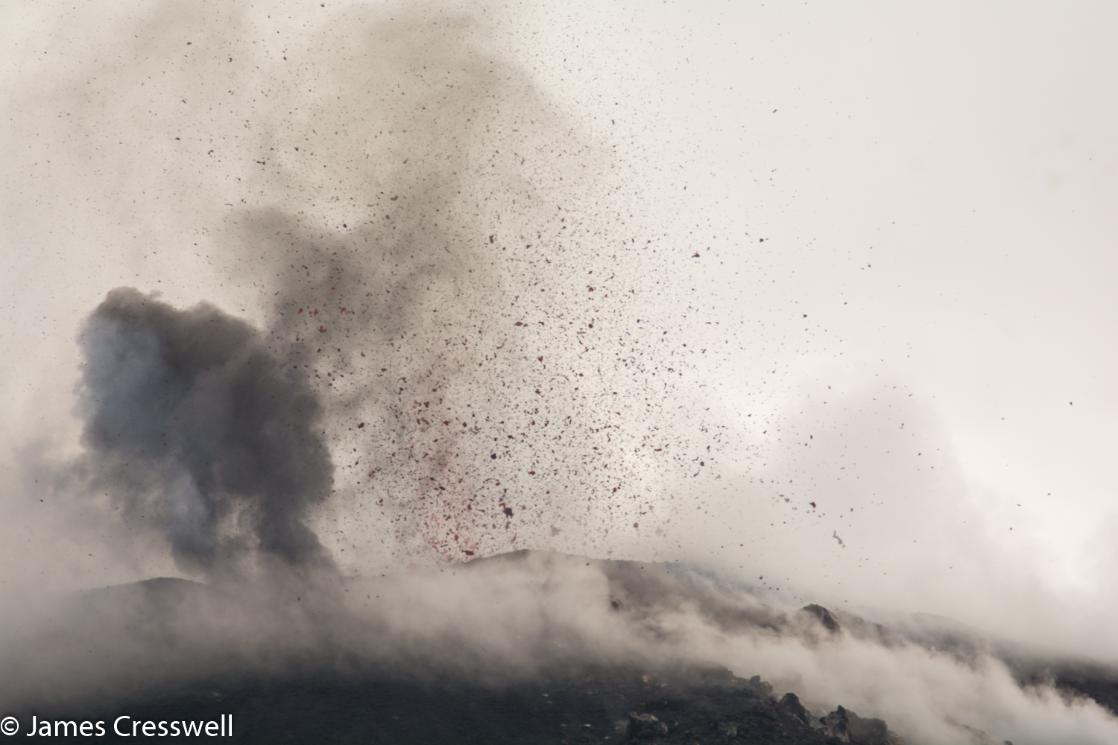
[5,550,1117,745]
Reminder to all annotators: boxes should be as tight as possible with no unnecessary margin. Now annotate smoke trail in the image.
[77,287,334,575]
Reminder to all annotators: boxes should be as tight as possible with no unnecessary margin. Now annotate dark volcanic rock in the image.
[819,705,892,745]
[800,604,841,634]
[1055,666,1118,716]
[778,692,810,724]
[32,664,856,745]
[627,711,669,739]
[0,554,930,745]
[1013,659,1118,718]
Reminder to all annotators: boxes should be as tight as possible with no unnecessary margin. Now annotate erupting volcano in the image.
[3,2,1118,744]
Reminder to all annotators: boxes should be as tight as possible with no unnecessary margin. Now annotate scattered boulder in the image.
[778,692,809,724]
[628,711,669,740]
[819,705,893,744]
[820,705,850,740]
[745,674,774,698]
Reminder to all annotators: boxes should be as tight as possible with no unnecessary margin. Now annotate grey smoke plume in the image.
[2,0,715,577]
[78,287,333,575]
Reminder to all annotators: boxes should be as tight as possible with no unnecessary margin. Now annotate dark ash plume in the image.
[78,287,334,575]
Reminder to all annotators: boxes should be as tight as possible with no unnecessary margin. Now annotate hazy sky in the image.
[2,0,1116,660]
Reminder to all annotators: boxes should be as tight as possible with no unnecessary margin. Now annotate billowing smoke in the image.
[77,287,333,575]
[12,0,704,585]
[3,551,1118,745]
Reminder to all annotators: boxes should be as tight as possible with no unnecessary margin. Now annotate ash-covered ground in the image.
[5,551,1118,744]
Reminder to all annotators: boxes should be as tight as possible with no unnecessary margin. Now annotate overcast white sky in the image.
[2,1,1116,658]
